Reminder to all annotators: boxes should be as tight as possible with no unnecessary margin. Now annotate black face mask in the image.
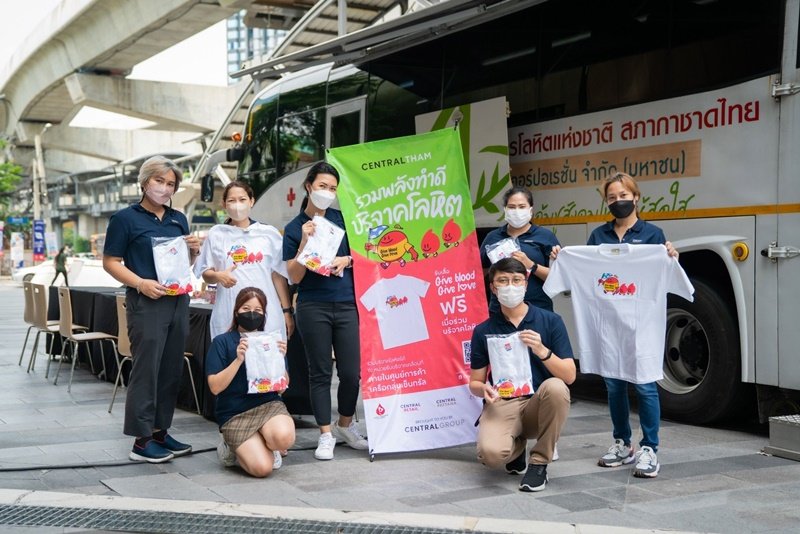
[608,199,636,219]
[237,311,265,332]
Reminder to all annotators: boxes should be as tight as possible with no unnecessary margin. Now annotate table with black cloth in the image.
[47,286,313,421]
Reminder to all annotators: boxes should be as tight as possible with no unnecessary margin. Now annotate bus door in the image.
[325,98,366,150]
[775,0,800,389]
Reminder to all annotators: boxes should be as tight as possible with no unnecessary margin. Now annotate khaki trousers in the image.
[477,377,570,467]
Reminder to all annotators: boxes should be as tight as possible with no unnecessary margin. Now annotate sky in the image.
[0,2,228,128]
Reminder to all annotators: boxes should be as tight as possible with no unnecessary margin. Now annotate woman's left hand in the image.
[328,255,350,276]
[665,241,679,259]
[277,340,287,355]
[284,313,295,339]
[185,235,201,257]
[511,251,534,270]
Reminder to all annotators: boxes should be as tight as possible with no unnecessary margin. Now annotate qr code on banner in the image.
[462,340,472,365]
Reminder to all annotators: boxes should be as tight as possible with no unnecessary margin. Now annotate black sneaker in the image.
[153,433,192,457]
[519,464,548,492]
[505,450,528,475]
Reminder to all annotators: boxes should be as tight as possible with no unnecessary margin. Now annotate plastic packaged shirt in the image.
[244,331,288,394]
[485,237,520,264]
[152,236,193,295]
[296,215,345,277]
[486,332,534,398]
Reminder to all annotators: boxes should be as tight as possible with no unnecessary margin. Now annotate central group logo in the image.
[597,272,637,296]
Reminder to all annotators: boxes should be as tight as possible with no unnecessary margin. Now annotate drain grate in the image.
[0,505,492,534]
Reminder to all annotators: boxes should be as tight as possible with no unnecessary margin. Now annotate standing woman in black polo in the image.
[283,161,367,461]
[103,155,201,463]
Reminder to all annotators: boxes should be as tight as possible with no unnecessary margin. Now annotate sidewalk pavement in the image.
[0,280,798,533]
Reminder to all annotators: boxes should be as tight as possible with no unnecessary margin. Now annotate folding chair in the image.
[53,286,117,392]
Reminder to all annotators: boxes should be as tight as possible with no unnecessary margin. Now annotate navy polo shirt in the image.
[480,224,560,311]
[282,208,355,303]
[470,304,573,389]
[205,330,282,428]
[587,218,666,246]
[104,204,189,280]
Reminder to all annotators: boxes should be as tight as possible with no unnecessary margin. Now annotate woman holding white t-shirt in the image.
[550,172,678,479]
[194,181,294,341]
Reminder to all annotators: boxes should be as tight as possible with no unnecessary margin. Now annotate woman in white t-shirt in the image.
[194,181,294,341]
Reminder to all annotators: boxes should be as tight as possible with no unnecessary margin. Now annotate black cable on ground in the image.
[0,442,325,472]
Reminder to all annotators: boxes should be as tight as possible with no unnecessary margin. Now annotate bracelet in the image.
[346,255,353,268]
[282,306,294,314]
[135,278,143,294]
[541,349,553,362]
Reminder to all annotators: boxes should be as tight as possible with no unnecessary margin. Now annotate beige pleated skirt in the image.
[220,401,290,451]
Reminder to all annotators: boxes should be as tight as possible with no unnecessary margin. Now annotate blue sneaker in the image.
[153,433,192,457]
[129,440,174,463]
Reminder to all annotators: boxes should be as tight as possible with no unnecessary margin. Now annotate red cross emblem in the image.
[286,187,296,207]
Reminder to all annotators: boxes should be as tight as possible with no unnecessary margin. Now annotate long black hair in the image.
[300,161,340,211]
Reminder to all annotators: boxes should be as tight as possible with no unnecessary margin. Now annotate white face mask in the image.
[310,189,336,210]
[504,207,532,229]
[226,202,251,222]
[496,284,526,308]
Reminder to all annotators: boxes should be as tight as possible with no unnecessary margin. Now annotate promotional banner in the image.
[32,219,45,263]
[45,232,58,258]
[10,232,24,268]
[328,128,486,455]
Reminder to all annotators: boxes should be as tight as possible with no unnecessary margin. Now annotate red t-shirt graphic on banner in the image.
[360,274,430,349]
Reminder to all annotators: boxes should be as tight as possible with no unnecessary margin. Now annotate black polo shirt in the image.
[104,203,190,280]
[282,208,355,303]
[480,223,560,311]
[587,218,666,246]
[470,304,573,389]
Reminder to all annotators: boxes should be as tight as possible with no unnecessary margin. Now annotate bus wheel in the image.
[659,279,745,424]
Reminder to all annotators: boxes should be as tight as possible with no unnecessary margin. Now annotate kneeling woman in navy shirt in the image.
[206,286,296,477]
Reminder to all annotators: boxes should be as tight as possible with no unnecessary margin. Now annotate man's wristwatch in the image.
[282,306,294,314]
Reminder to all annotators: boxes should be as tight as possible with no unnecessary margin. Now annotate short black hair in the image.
[488,257,527,281]
[502,186,533,207]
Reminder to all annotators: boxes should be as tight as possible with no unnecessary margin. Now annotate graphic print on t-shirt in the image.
[597,273,636,296]
[360,274,430,350]
[227,243,265,265]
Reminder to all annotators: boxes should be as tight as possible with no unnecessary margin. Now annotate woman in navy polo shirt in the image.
[551,172,678,479]
[282,161,367,461]
[103,155,201,463]
[480,186,560,312]
[206,286,295,477]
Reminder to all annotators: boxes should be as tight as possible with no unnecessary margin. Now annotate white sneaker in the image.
[315,432,336,460]
[216,439,236,467]
[272,450,282,470]
[552,444,560,462]
[633,446,660,478]
[332,421,369,450]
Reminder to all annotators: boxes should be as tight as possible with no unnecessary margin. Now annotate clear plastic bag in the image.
[486,332,534,398]
[151,236,193,295]
[485,238,520,264]
[244,331,288,394]
[296,215,345,277]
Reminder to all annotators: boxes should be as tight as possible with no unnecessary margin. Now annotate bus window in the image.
[276,109,324,177]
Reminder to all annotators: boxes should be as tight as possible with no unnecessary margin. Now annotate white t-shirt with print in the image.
[194,223,289,340]
[360,274,430,350]
[543,244,694,383]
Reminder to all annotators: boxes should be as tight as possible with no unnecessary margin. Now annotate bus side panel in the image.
[755,214,780,387]
[657,217,756,383]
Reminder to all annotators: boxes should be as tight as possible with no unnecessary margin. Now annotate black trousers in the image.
[295,301,361,426]
[123,290,189,438]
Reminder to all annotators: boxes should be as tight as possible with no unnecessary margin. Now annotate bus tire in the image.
[659,278,745,424]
